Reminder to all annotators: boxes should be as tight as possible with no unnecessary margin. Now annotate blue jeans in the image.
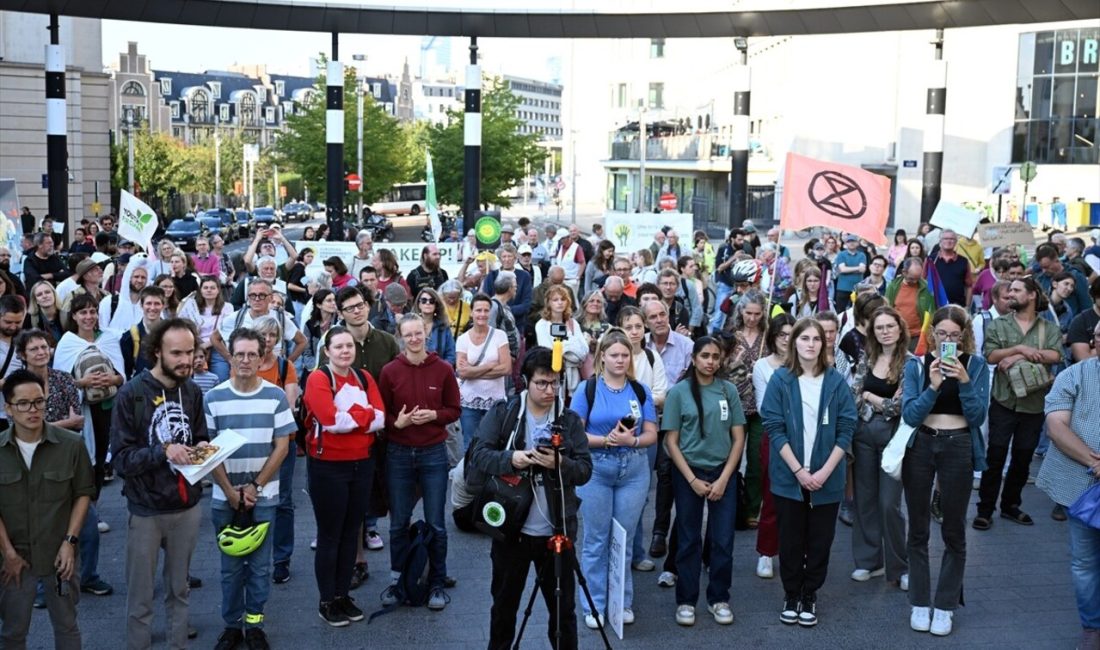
[211,502,276,628]
[576,449,650,615]
[632,442,660,562]
[387,442,449,588]
[273,441,296,567]
[710,282,734,332]
[460,406,488,451]
[210,350,231,383]
[672,465,737,607]
[1069,517,1100,629]
[79,502,101,585]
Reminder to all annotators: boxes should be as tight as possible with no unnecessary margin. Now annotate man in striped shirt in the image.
[205,328,295,650]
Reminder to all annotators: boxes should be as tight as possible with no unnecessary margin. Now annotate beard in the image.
[423,257,440,272]
[159,359,193,383]
[130,281,146,294]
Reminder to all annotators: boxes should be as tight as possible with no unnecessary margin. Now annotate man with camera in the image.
[467,346,593,650]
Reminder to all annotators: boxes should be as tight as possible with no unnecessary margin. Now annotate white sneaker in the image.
[708,602,734,625]
[310,538,317,551]
[930,609,953,636]
[584,613,604,630]
[632,559,655,572]
[97,520,110,534]
[622,608,635,624]
[850,567,885,582]
[657,571,677,587]
[756,555,774,579]
[910,606,931,632]
[365,530,384,551]
[899,573,909,592]
[675,604,695,626]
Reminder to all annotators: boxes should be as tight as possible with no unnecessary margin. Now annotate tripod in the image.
[513,355,612,650]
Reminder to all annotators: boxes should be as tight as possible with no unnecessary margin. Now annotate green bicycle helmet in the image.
[218,494,270,557]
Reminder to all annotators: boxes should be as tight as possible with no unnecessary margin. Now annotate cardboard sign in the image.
[607,518,627,640]
[604,212,693,253]
[977,222,1035,248]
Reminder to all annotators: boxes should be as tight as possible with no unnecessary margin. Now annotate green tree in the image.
[274,60,415,205]
[427,77,547,209]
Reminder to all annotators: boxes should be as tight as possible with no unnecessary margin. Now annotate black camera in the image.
[549,322,568,339]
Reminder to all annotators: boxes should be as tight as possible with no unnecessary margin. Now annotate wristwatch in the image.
[63,534,78,546]
[250,480,264,497]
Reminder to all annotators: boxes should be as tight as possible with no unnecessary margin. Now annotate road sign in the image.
[91,201,102,215]
[658,192,678,211]
[345,174,361,192]
[1020,161,1038,182]
[243,143,260,163]
[991,165,1013,195]
[902,160,918,168]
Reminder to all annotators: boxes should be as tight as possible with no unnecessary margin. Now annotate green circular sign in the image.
[482,502,505,527]
[1020,161,1038,183]
[475,216,501,246]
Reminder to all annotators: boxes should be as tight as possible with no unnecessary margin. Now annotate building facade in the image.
[0,11,112,225]
[504,74,563,140]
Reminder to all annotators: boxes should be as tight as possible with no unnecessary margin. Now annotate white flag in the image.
[118,190,159,253]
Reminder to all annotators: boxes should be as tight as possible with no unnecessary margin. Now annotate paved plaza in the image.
[20,455,1081,650]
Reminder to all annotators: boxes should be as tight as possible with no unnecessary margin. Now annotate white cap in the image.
[517,244,533,255]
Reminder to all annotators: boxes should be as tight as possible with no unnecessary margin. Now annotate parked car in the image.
[252,206,280,230]
[282,201,309,222]
[198,214,229,242]
[162,214,203,252]
[234,209,252,239]
[206,208,237,241]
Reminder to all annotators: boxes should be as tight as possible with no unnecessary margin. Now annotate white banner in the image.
[293,240,463,280]
[930,202,981,239]
[604,211,694,254]
[607,518,627,640]
[118,190,159,253]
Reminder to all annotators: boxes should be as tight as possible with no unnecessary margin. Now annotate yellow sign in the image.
[91,202,102,215]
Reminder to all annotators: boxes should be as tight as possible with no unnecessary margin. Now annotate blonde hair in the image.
[594,327,636,380]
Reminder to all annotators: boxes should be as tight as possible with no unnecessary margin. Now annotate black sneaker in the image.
[244,628,270,650]
[335,595,365,622]
[272,563,290,584]
[214,627,244,650]
[930,490,943,525]
[798,595,818,627]
[349,562,369,590]
[649,534,668,558]
[318,600,350,627]
[780,597,800,625]
[80,578,113,596]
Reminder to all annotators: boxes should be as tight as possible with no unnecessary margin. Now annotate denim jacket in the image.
[900,354,990,472]
[760,367,857,505]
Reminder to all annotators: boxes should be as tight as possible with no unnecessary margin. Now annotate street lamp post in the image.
[638,101,647,212]
[214,114,221,206]
[353,53,366,223]
[124,107,135,194]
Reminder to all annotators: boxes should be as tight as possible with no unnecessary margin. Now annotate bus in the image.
[369,182,427,216]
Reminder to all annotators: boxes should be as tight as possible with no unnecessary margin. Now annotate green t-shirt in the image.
[661,379,746,469]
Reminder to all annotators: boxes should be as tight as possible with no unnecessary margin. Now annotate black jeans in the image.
[90,403,112,499]
[489,535,577,650]
[977,400,1043,517]
[307,456,375,602]
[653,431,674,539]
[902,428,972,610]
[774,492,840,600]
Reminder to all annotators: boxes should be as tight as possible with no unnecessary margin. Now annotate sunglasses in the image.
[418,297,435,305]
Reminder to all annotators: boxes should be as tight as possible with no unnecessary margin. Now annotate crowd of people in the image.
[1,209,1099,650]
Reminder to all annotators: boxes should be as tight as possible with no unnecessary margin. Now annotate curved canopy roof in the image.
[2,0,1097,38]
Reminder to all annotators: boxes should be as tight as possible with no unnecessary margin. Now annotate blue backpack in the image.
[369,520,434,622]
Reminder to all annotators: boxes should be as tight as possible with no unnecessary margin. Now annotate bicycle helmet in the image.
[730,259,760,284]
[217,505,270,557]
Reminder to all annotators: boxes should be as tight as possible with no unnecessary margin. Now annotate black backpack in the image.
[575,375,647,421]
[368,520,434,622]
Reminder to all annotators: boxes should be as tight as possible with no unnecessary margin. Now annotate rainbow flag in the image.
[924,258,950,308]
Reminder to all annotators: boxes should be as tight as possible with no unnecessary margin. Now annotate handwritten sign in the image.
[293,241,462,279]
[977,222,1035,249]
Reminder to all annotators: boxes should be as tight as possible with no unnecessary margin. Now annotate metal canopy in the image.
[1,0,1097,38]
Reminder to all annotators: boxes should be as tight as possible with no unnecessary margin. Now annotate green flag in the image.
[426,150,441,241]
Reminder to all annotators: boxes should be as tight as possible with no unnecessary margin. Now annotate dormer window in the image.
[274,80,285,96]
[208,81,221,99]
[160,78,172,95]
[170,101,180,118]
[265,107,275,124]
[219,104,230,122]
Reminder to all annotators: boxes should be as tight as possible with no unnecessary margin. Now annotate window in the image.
[648,82,665,109]
[208,81,221,99]
[283,101,293,116]
[265,107,275,124]
[121,81,145,97]
[372,82,382,98]
[275,80,285,96]
[170,101,180,118]
[219,103,230,122]
[160,78,172,95]
[241,93,257,126]
[190,89,209,122]
[650,38,665,58]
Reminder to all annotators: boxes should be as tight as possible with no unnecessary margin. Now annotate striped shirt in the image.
[203,380,296,504]
[1039,357,1100,507]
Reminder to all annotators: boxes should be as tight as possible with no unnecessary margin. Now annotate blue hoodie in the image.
[900,354,990,472]
[760,366,856,505]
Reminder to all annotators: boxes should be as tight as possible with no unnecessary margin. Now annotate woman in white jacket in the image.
[534,284,588,398]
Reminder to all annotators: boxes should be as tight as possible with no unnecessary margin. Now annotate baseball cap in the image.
[843,233,859,242]
[383,283,408,307]
[517,244,533,256]
[742,220,756,233]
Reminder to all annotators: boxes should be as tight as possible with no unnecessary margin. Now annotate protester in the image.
[414,288,455,366]
[760,318,856,627]
[1067,277,1100,363]
[467,346,593,649]
[535,286,588,397]
[662,337,746,626]
[722,291,767,528]
[456,295,512,449]
[901,305,989,636]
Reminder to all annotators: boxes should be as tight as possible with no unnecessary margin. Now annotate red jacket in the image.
[303,367,384,461]
[378,352,461,448]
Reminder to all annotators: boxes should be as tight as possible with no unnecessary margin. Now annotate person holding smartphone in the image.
[662,337,746,627]
[900,305,990,637]
[571,329,658,630]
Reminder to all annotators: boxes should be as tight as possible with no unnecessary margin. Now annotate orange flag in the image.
[780,153,892,246]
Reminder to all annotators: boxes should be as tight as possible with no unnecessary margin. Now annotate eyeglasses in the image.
[933,330,963,341]
[232,352,261,361]
[418,297,435,305]
[247,293,271,301]
[530,379,561,392]
[341,302,367,313]
[10,398,46,412]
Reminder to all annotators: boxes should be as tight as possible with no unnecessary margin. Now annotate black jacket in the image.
[466,394,592,537]
[110,371,209,516]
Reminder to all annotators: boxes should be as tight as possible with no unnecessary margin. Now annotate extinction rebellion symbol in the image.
[808,170,867,220]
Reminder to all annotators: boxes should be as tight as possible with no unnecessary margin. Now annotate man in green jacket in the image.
[886,258,936,352]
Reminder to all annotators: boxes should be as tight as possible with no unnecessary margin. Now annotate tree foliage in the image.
[427,77,547,209]
[273,60,415,205]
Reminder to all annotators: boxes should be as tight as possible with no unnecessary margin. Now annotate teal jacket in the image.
[760,367,857,505]
[900,354,990,472]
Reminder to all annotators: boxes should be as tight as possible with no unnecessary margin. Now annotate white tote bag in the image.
[881,421,917,481]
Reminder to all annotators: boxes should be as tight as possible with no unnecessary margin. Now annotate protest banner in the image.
[604,212,693,253]
[977,221,1036,248]
[930,202,981,239]
[780,153,892,245]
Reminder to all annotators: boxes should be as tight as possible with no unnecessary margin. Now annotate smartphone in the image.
[620,415,637,430]
[56,572,69,597]
[940,341,958,367]
[535,435,553,451]
[264,229,275,238]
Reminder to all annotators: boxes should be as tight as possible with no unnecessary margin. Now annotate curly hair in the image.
[540,285,575,322]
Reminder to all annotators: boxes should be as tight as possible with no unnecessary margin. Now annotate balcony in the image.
[609,134,734,161]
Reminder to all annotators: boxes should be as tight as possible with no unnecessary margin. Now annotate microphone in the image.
[551,339,563,373]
